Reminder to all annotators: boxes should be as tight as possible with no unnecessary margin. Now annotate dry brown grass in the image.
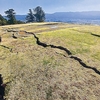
[0,22,100,100]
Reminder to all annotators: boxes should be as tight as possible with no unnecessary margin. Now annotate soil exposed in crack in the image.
[29,32,100,75]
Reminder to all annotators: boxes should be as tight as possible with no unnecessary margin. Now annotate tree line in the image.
[0,6,45,26]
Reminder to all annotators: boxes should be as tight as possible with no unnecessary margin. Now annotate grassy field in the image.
[0,22,100,100]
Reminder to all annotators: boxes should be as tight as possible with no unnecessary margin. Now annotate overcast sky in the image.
[0,0,100,15]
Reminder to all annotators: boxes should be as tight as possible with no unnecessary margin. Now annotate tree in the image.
[34,6,45,22]
[26,6,45,23]
[0,14,7,25]
[26,9,36,23]
[5,9,17,24]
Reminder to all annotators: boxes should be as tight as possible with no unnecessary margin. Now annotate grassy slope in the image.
[0,22,100,100]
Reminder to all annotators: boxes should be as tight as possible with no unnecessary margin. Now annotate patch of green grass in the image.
[43,58,51,65]
[92,52,100,60]
[40,28,99,56]
[72,48,90,55]
[42,28,98,45]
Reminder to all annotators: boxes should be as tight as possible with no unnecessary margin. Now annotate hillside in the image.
[14,11,100,24]
[0,22,100,100]
[46,11,100,20]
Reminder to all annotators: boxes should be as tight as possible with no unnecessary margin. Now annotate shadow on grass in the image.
[0,74,5,100]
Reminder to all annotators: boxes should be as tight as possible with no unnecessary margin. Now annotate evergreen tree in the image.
[34,6,45,22]
[5,9,17,24]
[26,6,45,23]
[26,9,36,23]
[0,14,7,25]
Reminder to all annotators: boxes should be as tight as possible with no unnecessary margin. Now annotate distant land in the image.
[15,11,100,25]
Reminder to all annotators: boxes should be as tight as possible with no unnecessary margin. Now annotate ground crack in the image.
[91,33,100,37]
[70,56,100,75]
[28,32,100,75]
[0,45,12,52]
[72,29,100,38]
[32,33,72,55]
